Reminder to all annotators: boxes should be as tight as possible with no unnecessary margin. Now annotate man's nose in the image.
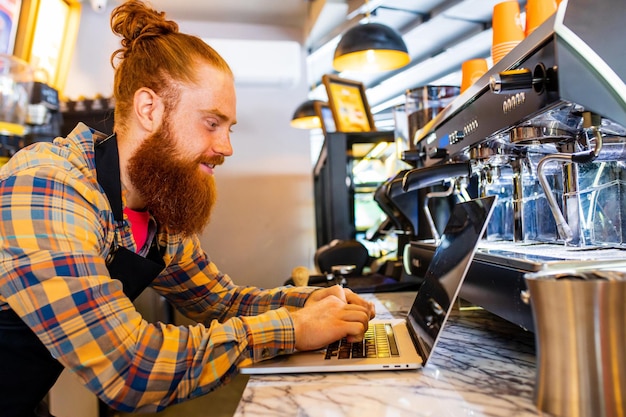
[214,133,233,157]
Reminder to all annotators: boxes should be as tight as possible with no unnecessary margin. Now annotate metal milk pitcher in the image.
[523,270,626,417]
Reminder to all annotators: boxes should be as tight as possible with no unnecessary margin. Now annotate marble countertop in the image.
[234,292,545,417]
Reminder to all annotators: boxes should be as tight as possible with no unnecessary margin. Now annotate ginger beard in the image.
[126,118,221,236]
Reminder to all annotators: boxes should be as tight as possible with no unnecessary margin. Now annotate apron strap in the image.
[106,243,165,301]
[95,134,166,301]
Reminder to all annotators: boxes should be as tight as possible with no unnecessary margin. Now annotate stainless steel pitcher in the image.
[524,270,626,417]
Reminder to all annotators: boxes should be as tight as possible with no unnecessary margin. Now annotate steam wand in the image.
[423,179,458,244]
[536,112,603,243]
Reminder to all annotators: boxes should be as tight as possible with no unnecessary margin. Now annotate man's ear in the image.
[133,87,164,133]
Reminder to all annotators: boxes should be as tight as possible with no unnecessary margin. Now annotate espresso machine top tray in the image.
[475,241,626,272]
[410,239,626,273]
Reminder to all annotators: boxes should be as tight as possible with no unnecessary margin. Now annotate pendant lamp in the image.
[333,22,410,73]
[290,99,323,129]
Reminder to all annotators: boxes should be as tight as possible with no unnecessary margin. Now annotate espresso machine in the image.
[400,0,626,330]
[0,55,33,162]
[25,81,62,144]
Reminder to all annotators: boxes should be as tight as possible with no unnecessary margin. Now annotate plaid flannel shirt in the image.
[0,123,315,412]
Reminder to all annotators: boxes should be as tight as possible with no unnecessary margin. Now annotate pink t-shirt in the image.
[124,207,150,251]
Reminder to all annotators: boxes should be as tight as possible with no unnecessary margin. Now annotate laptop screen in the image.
[406,195,495,364]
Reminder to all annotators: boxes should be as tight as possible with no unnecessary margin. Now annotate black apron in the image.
[0,135,166,417]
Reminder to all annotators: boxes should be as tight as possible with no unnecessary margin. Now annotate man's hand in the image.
[305,285,376,319]
[290,286,376,352]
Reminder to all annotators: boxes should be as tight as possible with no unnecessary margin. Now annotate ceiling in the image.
[144,0,310,28]
[125,0,530,115]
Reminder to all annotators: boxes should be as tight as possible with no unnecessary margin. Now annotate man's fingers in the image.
[343,289,376,318]
[337,306,370,324]
[344,322,368,343]
[306,287,376,319]
[331,285,347,302]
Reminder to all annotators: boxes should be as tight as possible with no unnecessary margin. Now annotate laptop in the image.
[241,195,496,374]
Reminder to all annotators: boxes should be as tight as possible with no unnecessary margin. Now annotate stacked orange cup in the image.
[461,58,489,93]
[491,1,525,64]
[525,0,558,36]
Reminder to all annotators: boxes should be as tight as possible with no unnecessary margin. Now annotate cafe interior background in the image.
[0,0,497,411]
[6,0,626,416]
[0,0,507,294]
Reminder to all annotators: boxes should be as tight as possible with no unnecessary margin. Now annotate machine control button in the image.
[450,130,465,144]
[490,68,533,94]
[463,119,479,136]
[492,65,550,95]
[427,147,447,159]
[503,92,527,113]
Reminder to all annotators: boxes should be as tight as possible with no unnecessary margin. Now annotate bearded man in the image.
[0,1,374,416]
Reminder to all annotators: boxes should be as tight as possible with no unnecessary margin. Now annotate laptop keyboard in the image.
[324,323,399,360]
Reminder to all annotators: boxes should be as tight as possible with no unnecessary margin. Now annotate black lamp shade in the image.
[290,99,323,129]
[334,23,410,72]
